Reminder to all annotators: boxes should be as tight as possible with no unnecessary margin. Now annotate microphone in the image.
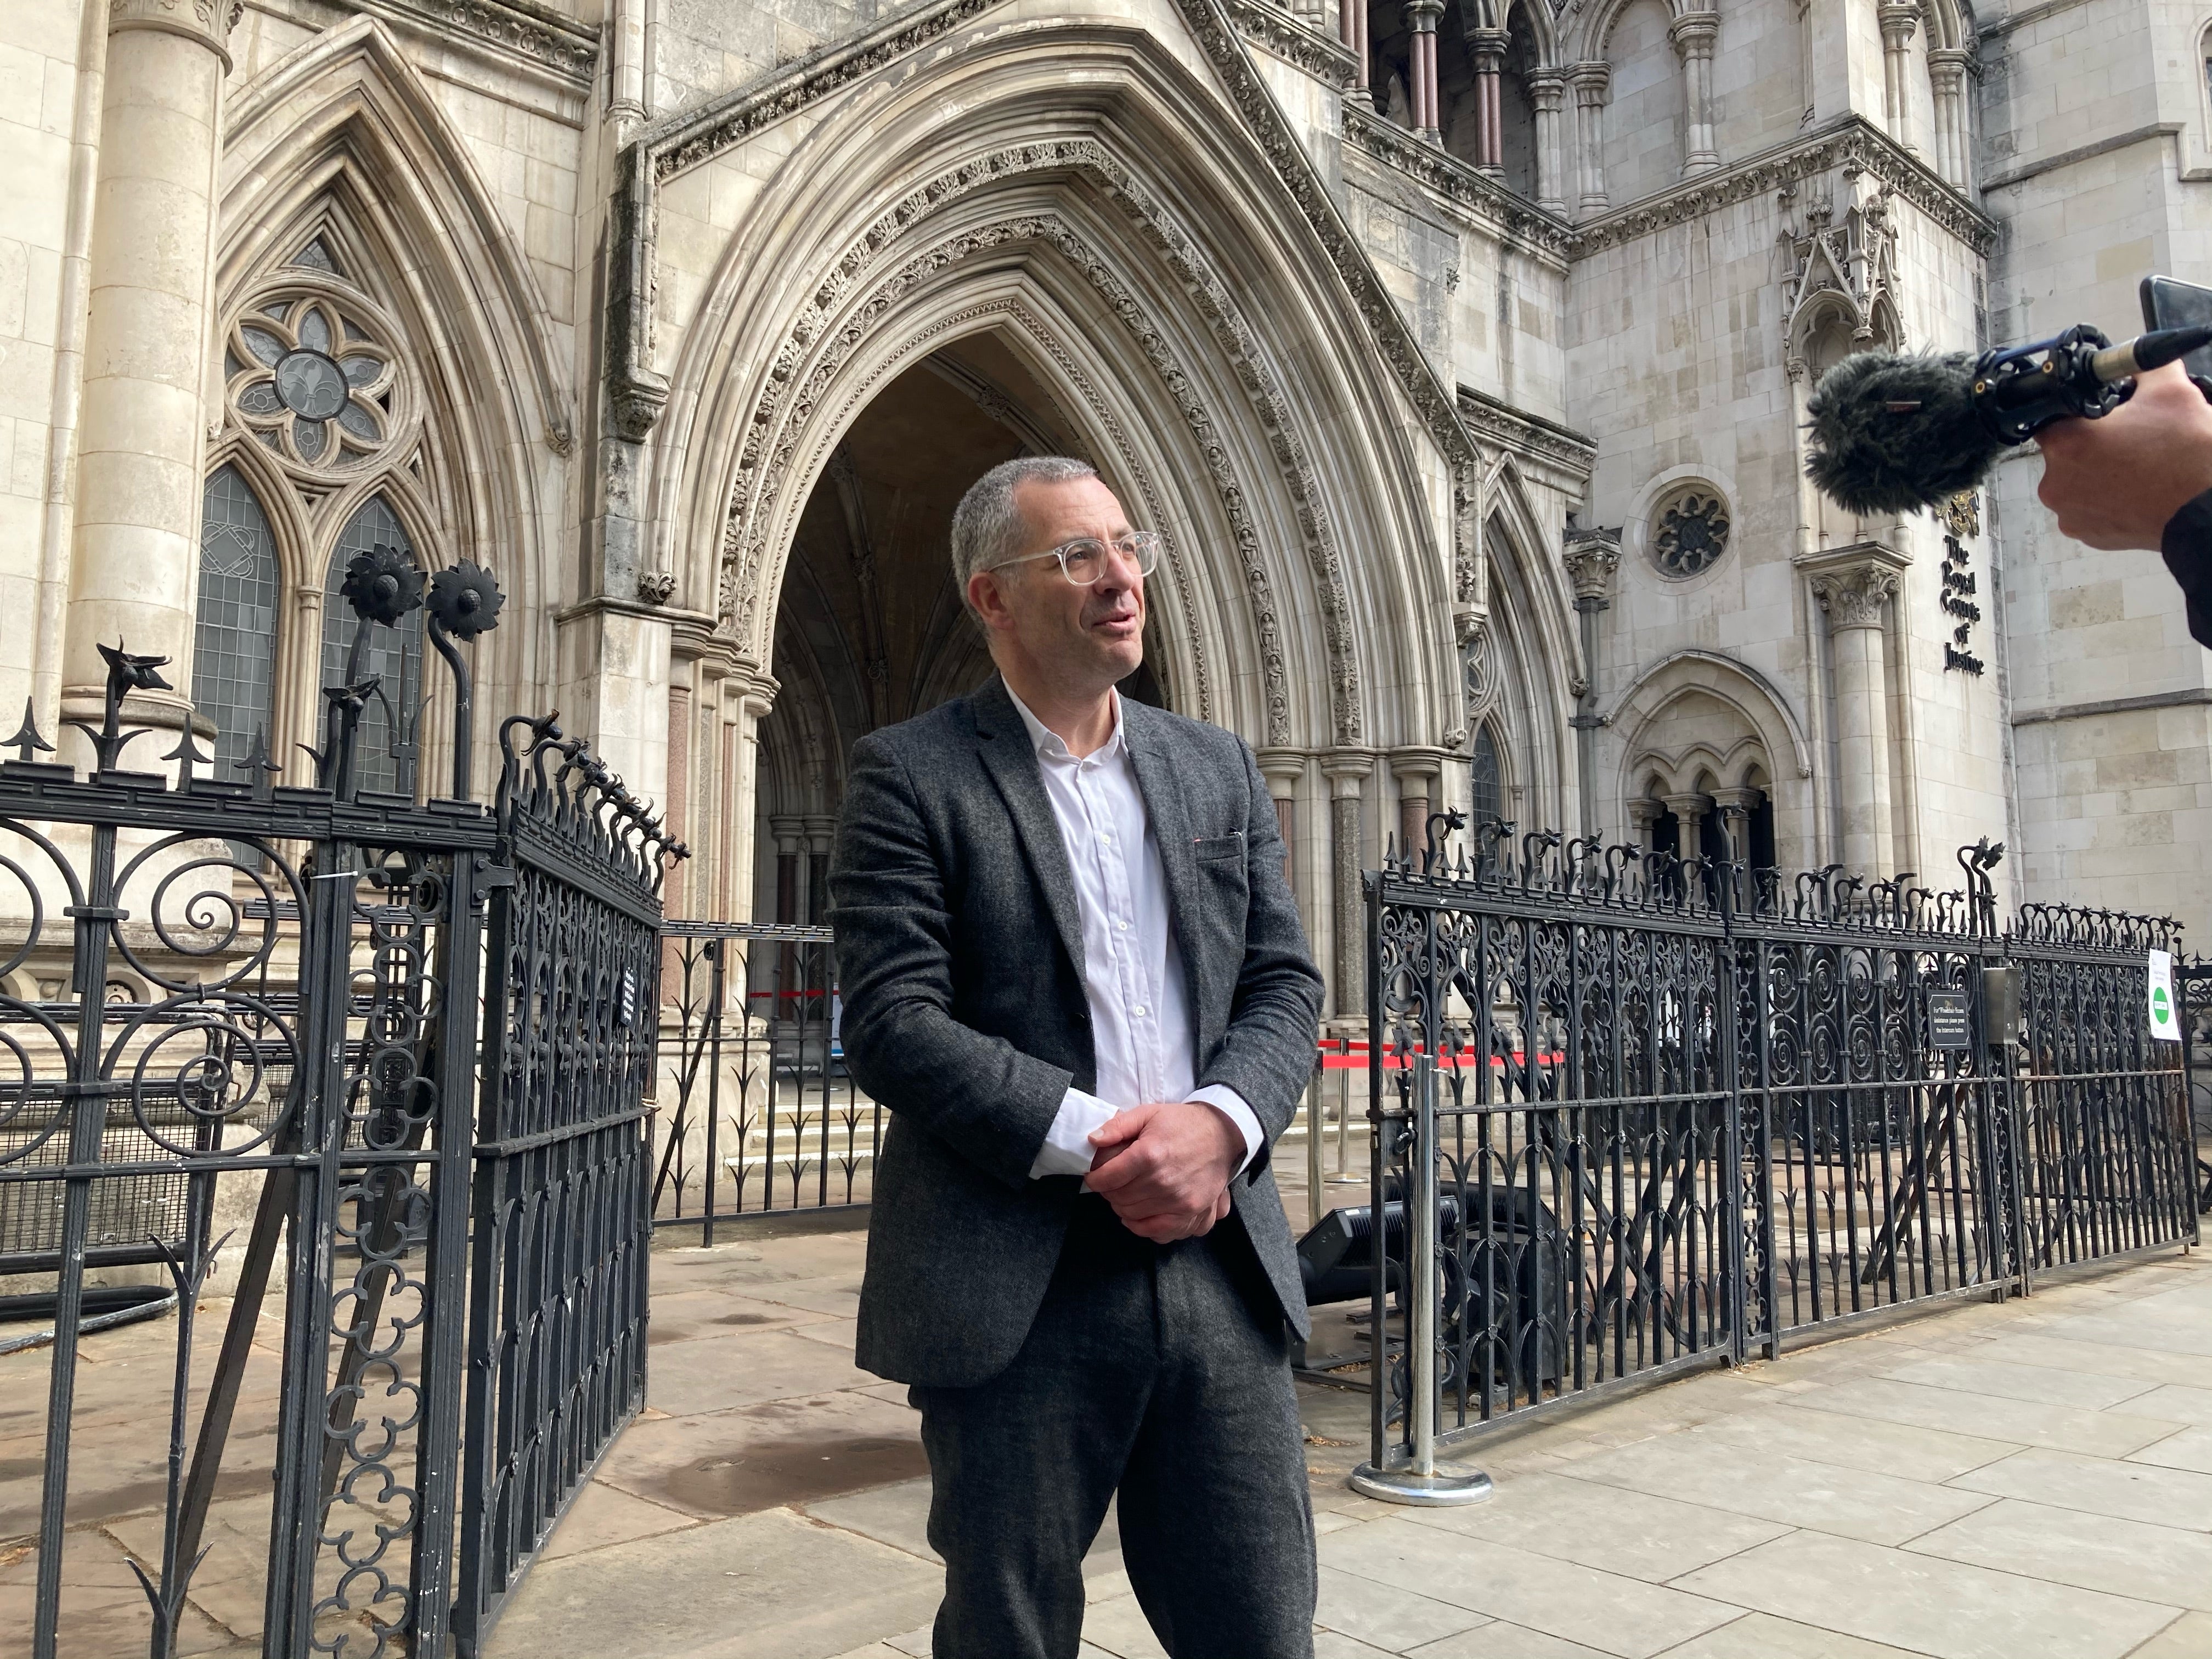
[1803,323,2212,515]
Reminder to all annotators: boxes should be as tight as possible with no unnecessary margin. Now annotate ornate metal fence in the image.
[652,922,873,1238]
[1363,820,2199,1480]
[4,557,678,1658]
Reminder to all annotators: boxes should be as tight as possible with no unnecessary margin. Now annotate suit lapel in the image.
[970,679,1087,983]
[1121,700,1207,1012]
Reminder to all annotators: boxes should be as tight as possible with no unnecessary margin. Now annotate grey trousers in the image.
[911,1196,1317,1659]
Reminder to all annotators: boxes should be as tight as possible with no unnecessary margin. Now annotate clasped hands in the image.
[1082,1100,1242,1243]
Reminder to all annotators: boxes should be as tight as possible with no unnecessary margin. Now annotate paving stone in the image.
[647,1325,879,1416]
[2134,1427,2212,1476]
[2128,1612,2212,1658]
[1875,1353,2164,1410]
[1314,1561,1489,1650]
[1548,1430,1996,1545]
[1680,1398,2019,1481]
[1781,1376,2185,1458]
[1906,1496,2212,1611]
[1945,1447,2212,1530]
[1670,1528,2179,1659]
[483,1505,941,1659]
[1406,1620,1616,1657]
[592,1388,927,1519]
[1650,1610,1932,1657]
[1319,1516,1742,1659]
[1398,1470,1791,1582]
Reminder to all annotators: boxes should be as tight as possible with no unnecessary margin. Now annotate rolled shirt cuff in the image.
[1027,1086,1122,1180]
[1187,1083,1263,1176]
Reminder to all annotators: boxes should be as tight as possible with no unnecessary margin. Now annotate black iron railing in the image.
[651,923,872,1240]
[5,560,679,1659]
[1360,819,2199,1481]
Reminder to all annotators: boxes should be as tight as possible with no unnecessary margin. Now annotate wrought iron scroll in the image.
[453,715,681,1656]
[1365,818,2196,1476]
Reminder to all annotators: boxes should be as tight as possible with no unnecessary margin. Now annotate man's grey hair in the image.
[950,456,1098,618]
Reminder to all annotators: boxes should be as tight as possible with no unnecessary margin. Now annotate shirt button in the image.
[1132,1006,1147,1017]
[1117,920,1130,931]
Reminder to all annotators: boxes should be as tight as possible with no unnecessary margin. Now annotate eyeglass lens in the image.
[1060,534,1159,583]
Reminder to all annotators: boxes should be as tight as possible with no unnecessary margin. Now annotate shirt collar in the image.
[1004,683,1125,764]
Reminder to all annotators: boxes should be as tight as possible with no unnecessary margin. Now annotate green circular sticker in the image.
[2153,985,2173,1022]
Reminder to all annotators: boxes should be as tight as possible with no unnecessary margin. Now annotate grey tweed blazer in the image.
[827,676,1325,1388]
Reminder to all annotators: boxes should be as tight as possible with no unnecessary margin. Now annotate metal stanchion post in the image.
[1306,1050,1325,1228]
[1351,1053,1492,1506]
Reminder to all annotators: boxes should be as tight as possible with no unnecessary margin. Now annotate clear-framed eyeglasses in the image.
[985,530,1162,586]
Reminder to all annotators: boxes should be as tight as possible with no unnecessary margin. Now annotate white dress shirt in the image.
[1006,687,1265,1182]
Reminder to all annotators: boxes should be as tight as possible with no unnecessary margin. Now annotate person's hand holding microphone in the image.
[2034,360,2212,550]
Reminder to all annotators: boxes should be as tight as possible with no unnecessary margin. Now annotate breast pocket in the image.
[1192,831,1246,864]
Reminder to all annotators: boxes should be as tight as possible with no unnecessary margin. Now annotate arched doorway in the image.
[751,337,1169,930]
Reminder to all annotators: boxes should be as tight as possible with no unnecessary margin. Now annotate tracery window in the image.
[1650,486,1732,579]
[193,465,280,783]
[197,228,438,798]
[1469,724,1504,826]
[320,499,424,798]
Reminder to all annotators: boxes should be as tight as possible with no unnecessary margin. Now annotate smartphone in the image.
[2140,275,2212,380]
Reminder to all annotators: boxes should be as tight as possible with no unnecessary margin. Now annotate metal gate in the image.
[1363,817,2200,1476]
[2,555,678,1658]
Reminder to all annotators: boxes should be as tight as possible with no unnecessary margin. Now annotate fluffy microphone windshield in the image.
[1803,349,2005,516]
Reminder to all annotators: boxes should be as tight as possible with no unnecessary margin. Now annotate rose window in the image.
[225,290,401,472]
[1651,488,1731,579]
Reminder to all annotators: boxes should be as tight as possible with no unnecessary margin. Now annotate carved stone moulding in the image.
[1797,539,1910,631]
[711,139,1373,747]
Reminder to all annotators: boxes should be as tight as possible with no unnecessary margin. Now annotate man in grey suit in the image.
[827,456,1326,1659]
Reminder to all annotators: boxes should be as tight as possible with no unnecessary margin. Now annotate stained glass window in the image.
[194,466,280,788]
[320,498,423,798]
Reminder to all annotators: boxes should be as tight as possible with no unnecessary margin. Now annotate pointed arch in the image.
[1475,458,1577,827]
[1604,649,1816,864]
[216,15,575,757]
[642,19,1462,761]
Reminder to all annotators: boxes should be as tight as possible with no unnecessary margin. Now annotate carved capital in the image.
[1876,0,1923,46]
[1562,527,1623,600]
[1567,59,1611,104]
[108,0,235,65]
[1667,9,1720,57]
[1389,744,1450,786]
[637,569,679,606]
[1526,68,1567,111]
[1319,750,1374,797]
[1470,25,1509,64]
[1809,562,1901,630]
[1404,0,1445,30]
[610,372,670,442]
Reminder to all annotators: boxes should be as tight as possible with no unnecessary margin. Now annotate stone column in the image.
[1406,0,1444,141]
[1568,62,1611,215]
[607,0,647,125]
[1663,791,1713,864]
[1877,2,1922,150]
[803,814,837,924]
[1708,787,1762,864]
[1810,559,1903,878]
[1470,29,1509,172]
[1256,748,1307,891]
[1528,70,1568,213]
[1344,0,1372,107]
[720,665,776,922]
[1928,48,1971,187]
[1321,753,1374,1025]
[1390,747,1448,867]
[1669,10,1722,177]
[1564,528,1621,833]
[64,0,236,738]
[1627,797,1661,850]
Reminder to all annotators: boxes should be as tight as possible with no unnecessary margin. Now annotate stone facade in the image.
[0,0,2205,1018]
